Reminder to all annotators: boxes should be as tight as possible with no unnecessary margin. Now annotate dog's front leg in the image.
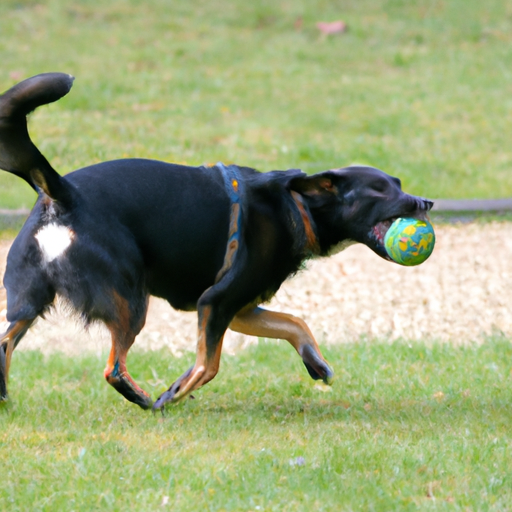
[230,307,334,384]
[153,304,226,410]
[153,305,225,410]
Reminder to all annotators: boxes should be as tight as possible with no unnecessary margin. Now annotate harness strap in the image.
[214,164,319,284]
[215,163,243,284]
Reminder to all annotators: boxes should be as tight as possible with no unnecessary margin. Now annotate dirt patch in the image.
[0,222,510,356]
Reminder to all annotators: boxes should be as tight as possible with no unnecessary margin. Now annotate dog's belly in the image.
[144,254,223,311]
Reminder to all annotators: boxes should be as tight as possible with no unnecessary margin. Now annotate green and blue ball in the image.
[384,218,435,266]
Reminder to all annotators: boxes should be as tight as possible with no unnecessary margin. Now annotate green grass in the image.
[1,0,512,208]
[2,339,512,510]
[1,2,511,509]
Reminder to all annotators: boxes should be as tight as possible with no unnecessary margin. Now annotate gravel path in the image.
[0,222,510,356]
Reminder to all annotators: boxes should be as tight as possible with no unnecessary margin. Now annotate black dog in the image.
[0,73,433,410]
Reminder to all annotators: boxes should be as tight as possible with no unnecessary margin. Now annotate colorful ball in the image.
[384,218,435,266]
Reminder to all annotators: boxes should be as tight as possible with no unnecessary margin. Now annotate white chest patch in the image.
[35,223,74,262]
[326,239,357,256]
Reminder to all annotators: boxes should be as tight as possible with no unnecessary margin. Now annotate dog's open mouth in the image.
[369,211,429,255]
[370,210,430,251]
[371,218,396,247]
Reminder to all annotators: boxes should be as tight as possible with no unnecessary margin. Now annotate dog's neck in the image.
[290,191,320,255]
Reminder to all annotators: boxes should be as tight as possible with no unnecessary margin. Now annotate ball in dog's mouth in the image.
[384,217,435,266]
[370,213,435,265]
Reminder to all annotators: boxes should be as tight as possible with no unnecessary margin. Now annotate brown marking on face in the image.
[290,191,320,254]
[315,177,335,193]
[295,177,337,197]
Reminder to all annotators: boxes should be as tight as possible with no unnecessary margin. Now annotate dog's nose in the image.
[405,196,433,213]
[421,198,434,211]
[412,197,433,212]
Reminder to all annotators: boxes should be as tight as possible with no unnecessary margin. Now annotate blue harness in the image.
[215,163,243,283]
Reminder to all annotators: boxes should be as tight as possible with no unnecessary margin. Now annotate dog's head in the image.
[290,165,434,260]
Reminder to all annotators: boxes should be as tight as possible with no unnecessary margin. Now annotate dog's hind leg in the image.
[1,267,56,402]
[103,293,152,410]
[104,328,153,410]
[230,307,334,384]
[0,319,34,400]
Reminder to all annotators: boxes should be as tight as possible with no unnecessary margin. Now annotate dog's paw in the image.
[301,345,334,385]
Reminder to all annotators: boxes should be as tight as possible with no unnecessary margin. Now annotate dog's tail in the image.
[0,73,74,204]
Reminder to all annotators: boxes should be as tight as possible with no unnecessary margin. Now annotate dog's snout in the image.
[402,196,434,215]
[411,197,433,212]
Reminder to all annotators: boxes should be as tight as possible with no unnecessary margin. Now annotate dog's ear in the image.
[289,171,339,206]
[251,168,307,191]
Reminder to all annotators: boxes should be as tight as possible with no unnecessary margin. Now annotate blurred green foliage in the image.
[1,0,511,208]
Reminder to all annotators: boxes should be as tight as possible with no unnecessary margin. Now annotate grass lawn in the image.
[1,1,511,510]
[1,339,512,510]
[1,0,512,209]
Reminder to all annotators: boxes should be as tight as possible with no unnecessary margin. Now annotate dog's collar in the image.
[215,162,243,283]
[290,190,320,255]
[217,162,241,206]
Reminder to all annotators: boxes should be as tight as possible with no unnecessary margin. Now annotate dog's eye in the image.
[372,181,388,193]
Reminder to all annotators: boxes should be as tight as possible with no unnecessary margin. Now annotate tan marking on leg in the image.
[111,291,131,332]
[166,305,225,403]
[230,307,333,383]
[104,292,151,408]
[230,307,318,354]
[104,291,132,380]
[1,319,33,384]
[231,307,334,384]
[103,343,117,380]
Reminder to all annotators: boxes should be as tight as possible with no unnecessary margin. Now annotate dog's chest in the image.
[325,239,357,256]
